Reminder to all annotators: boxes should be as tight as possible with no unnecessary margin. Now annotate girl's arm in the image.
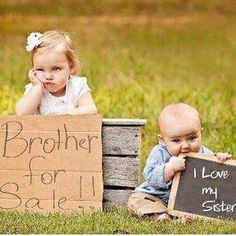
[66,92,97,115]
[15,84,43,115]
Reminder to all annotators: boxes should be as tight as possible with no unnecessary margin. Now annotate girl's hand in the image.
[214,152,232,162]
[28,69,44,88]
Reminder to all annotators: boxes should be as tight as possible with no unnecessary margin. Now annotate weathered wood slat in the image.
[103,118,146,126]
[103,156,139,188]
[102,126,141,156]
[101,119,146,208]
[103,189,134,208]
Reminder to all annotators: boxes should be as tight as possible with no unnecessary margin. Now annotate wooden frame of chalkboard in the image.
[168,152,236,220]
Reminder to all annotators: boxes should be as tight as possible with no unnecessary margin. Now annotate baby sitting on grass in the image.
[128,103,231,222]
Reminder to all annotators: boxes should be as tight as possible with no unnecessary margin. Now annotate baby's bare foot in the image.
[174,214,192,223]
[151,213,172,222]
[182,215,192,223]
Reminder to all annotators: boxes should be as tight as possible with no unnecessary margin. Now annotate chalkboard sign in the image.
[168,153,236,220]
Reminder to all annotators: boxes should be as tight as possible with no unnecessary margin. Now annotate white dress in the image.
[24,76,91,115]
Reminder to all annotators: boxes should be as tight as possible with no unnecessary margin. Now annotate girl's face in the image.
[33,50,75,96]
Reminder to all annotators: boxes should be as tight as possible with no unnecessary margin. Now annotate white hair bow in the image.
[25,32,43,52]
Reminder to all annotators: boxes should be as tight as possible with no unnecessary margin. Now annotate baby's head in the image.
[158,103,202,156]
[27,30,79,74]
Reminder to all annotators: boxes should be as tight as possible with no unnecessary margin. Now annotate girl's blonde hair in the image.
[31,30,80,74]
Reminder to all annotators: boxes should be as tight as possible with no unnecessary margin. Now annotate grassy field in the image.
[0,0,236,233]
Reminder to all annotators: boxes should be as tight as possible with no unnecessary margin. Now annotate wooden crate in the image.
[102,118,146,208]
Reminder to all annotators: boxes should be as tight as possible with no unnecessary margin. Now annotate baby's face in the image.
[33,50,74,96]
[160,115,202,156]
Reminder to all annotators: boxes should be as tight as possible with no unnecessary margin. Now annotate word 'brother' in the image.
[1,121,98,158]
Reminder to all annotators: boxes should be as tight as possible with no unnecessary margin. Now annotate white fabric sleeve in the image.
[201,145,213,154]
[71,77,92,102]
[23,83,33,95]
[22,83,40,114]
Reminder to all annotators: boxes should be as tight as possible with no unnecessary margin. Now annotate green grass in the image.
[1,208,236,234]
[0,0,236,233]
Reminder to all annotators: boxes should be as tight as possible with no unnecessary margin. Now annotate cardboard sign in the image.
[0,114,103,214]
[168,153,236,220]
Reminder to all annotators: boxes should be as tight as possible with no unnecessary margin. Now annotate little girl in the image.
[15,30,97,115]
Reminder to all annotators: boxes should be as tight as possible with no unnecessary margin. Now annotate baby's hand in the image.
[28,69,44,88]
[214,152,232,162]
[169,155,186,172]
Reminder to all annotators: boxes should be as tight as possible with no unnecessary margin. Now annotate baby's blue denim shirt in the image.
[135,144,213,203]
